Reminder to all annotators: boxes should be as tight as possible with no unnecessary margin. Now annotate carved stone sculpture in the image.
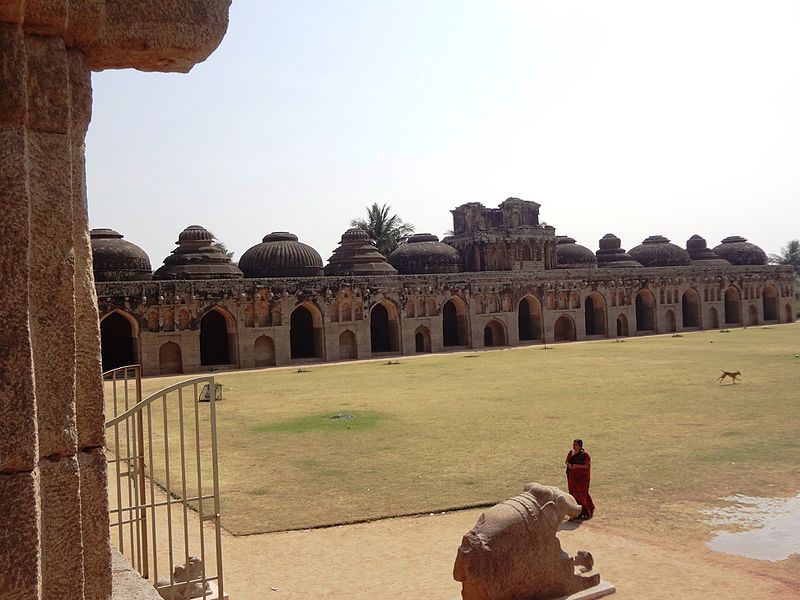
[157,556,211,600]
[453,482,601,600]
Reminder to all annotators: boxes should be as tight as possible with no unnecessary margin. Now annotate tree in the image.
[350,203,414,256]
[768,239,800,276]
[209,232,235,261]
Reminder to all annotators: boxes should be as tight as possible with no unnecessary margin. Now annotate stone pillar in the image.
[0,2,230,598]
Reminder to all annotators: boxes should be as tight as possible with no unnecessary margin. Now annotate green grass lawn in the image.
[116,324,800,537]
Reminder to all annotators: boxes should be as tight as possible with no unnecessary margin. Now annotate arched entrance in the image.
[681,289,700,328]
[414,326,431,353]
[724,287,741,324]
[443,298,468,347]
[584,292,606,336]
[254,335,275,367]
[370,302,399,353]
[159,342,183,375]
[554,315,576,342]
[747,304,758,326]
[200,310,231,366]
[100,311,136,371]
[518,296,543,341]
[616,314,629,337]
[664,309,676,333]
[635,289,656,332]
[709,306,720,329]
[339,330,357,360]
[762,286,778,322]
[483,319,507,347]
[290,305,321,359]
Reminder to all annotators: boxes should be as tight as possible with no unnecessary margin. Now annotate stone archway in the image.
[518,295,543,341]
[338,330,357,360]
[724,287,741,325]
[616,314,629,337]
[747,304,759,326]
[664,309,676,333]
[414,326,431,353]
[709,306,720,329]
[254,335,275,367]
[159,342,183,375]
[100,311,137,371]
[762,286,778,322]
[635,289,656,332]
[291,304,323,359]
[370,301,399,353]
[200,309,231,365]
[681,289,701,328]
[443,298,469,347]
[554,315,576,342]
[483,319,507,347]
[584,292,606,336]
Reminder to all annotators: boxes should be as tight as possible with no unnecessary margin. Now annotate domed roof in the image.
[325,228,398,276]
[153,225,243,280]
[90,228,152,281]
[239,232,324,278]
[686,234,731,266]
[712,236,767,266]
[628,235,691,267]
[555,236,597,269]
[595,234,642,268]
[388,233,461,274]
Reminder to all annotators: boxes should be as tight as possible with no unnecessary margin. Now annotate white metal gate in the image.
[104,365,225,599]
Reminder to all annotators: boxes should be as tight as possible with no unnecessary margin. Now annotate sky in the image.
[85,1,800,268]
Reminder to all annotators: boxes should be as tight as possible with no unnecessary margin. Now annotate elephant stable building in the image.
[94,198,796,376]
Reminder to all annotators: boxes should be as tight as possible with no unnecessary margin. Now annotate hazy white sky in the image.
[86,1,800,267]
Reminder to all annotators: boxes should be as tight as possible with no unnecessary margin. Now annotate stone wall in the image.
[0,2,230,598]
[95,265,796,376]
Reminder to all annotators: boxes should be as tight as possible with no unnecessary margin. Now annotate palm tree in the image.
[769,239,800,275]
[350,203,414,256]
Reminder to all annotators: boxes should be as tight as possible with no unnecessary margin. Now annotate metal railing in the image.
[104,365,225,600]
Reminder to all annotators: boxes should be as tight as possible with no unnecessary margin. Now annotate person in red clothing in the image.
[565,438,595,519]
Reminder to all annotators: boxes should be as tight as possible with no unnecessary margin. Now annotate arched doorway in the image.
[724,287,741,324]
[339,330,357,360]
[635,290,656,332]
[483,319,506,347]
[414,326,431,353]
[747,304,758,326]
[665,309,676,332]
[709,306,720,329]
[762,286,778,322]
[200,310,230,366]
[443,298,468,347]
[100,311,136,371]
[554,315,576,342]
[159,342,183,375]
[681,289,701,328]
[616,314,629,337]
[254,335,275,367]
[370,302,399,353]
[518,296,543,341]
[584,292,606,336]
[290,305,321,359]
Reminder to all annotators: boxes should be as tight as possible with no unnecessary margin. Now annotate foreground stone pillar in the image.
[0,2,230,598]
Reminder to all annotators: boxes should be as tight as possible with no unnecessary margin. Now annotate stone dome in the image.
[555,236,597,269]
[239,232,324,278]
[595,234,642,268]
[712,236,767,266]
[90,228,152,281]
[153,225,243,280]
[387,233,461,274]
[686,234,731,266]
[628,235,691,267]
[325,228,398,276]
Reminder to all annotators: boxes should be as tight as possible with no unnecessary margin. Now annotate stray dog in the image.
[718,370,741,384]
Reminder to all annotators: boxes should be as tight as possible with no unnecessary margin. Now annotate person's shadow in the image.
[559,520,582,531]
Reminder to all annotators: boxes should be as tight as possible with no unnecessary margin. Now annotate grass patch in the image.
[110,324,800,537]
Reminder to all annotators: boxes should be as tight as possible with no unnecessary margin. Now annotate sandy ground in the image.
[218,509,799,600]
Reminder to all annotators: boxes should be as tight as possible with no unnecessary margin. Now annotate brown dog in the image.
[718,370,742,384]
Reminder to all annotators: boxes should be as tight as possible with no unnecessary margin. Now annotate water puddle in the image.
[702,493,800,561]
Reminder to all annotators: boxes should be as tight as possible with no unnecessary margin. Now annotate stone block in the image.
[0,23,27,124]
[0,124,38,472]
[23,0,67,36]
[28,131,78,458]
[40,455,84,600]
[0,2,23,25]
[79,447,112,600]
[25,33,69,134]
[0,470,40,598]
[65,0,104,46]
[83,0,231,73]
[68,49,92,143]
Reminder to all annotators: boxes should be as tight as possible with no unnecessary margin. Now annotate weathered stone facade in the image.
[94,201,796,377]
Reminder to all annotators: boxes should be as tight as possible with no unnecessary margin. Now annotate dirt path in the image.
[220,508,799,599]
